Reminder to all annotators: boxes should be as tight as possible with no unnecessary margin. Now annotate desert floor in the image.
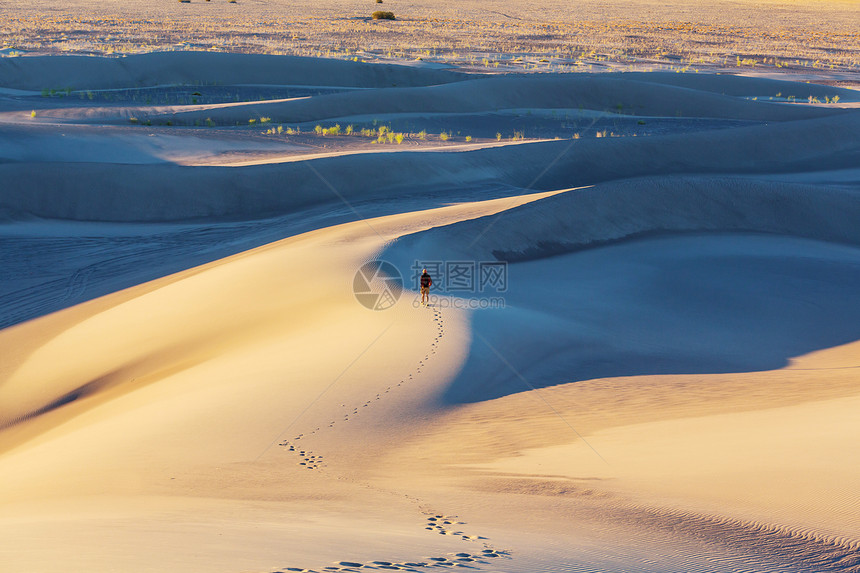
[2,0,859,83]
[1,11,860,573]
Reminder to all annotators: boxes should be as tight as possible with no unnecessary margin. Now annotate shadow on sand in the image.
[441,233,860,403]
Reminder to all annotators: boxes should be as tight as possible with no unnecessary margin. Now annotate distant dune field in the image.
[1,40,859,573]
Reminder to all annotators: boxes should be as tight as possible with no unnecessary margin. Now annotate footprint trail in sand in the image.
[274,307,509,572]
[276,546,511,573]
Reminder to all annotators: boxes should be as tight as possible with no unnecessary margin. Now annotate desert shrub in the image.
[417,130,427,140]
[315,125,323,134]
[496,132,502,141]
[395,133,405,144]
[372,11,395,20]
[465,135,472,142]
[439,131,449,141]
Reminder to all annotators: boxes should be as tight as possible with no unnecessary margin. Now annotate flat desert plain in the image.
[1,1,859,572]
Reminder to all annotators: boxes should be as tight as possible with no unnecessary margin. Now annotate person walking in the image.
[420,268,432,306]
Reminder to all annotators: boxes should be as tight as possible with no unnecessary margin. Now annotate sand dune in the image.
[0,51,469,91]
[387,174,860,263]
[1,111,858,221]
[622,71,860,100]
[139,73,845,127]
[1,51,858,573]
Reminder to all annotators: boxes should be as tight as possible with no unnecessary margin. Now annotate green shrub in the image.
[372,11,395,20]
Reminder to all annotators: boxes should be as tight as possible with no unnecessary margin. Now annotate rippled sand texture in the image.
[1,52,859,573]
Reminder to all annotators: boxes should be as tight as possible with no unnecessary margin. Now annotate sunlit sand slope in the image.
[1,52,858,573]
